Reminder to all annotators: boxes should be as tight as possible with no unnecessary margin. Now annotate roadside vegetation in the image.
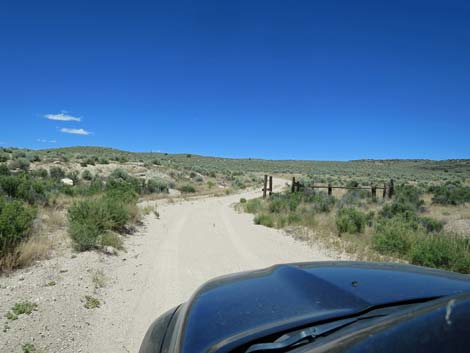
[242,182,470,274]
[1,145,469,274]
[0,146,260,271]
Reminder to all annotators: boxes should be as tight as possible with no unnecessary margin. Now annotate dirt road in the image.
[88,181,333,353]
[0,181,334,353]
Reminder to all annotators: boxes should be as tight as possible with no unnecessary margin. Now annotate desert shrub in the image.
[0,197,36,257]
[287,212,302,224]
[83,158,96,166]
[106,175,141,198]
[409,235,470,273]
[26,153,40,162]
[98,158,109,164]
[68,181,138,250]
[207,181,215,189]
[12,151,26,159]
[233,178,246,189]
[340,189,369,207]
[105,179,139,203]
[0,154,9,163]
[31,168,48,178]
[372,216,419,257]
[0,164,9,176]
[102,196,131,232]
[379,185,424,220]
[179,184,196,193]
[418,216,444,233]
[380,201,417,219]
[239,198,247,203]
[345,180,360,188]
[87,179,105,195]
[336,207,367,234]
[146,178,169,193]
[310,192,336,213]
[49,167,65,180]
[254,213,274,227]
[68,199,110,250]
[430,183,470,205]
[244,199,263,214]
[0,175,49,205]
[8,158,30,171]
[81,170,93,181]
[394,184,424,209]
[268,197,286,213]
[110,168,130,181]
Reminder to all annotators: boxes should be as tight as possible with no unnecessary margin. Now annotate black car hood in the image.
[170,262,470,353]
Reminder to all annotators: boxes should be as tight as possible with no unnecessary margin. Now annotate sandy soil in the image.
[1,180,337,353]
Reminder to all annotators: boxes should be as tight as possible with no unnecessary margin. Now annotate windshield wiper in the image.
[245,313,385,353]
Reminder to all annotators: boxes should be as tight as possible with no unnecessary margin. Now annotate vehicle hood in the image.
[172,262,470,353]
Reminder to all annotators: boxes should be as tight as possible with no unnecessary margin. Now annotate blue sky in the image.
[0,1,469,160]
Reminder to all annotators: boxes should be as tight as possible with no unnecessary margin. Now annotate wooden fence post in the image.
[388,179,394,199]
[383,183,387,199]
[263,175,268,198]
[371,184,377,201]
[291,177,296,193]
[269,176,273,196]
[328,183,332,196]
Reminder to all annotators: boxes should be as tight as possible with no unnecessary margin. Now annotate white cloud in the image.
[60,128,91,135]
[36,139,57,143]
[44,113,81,122]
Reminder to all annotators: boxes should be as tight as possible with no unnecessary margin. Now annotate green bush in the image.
[336,207,367,234]
[418,216,444,233]
[31,168,48,178]
[82,170,93,181]
[254,213,274,227]
[0,197,36,257]
[372,216,418,256]
[410,235,470,273]
[106,178,140,201]
[102,196,131,232]
[179,184,196,193]
[430,183,470,205]
[0,164,9,176]
[0,175,49,205]
[233,178,246,189]
[109,168,130,181]
[244,199,263,214]
[146,178,169,194]
[0,154,9,163]
[68,183,138,251]
[49,167,65,180]
[8,158,30,171]
[68,199,110,251]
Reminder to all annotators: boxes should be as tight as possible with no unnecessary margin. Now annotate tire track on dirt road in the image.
[88,181,333,353]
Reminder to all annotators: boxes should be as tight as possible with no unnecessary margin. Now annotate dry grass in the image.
[15,234,53,267]
[0,206,67,272]
[0,233,52,271]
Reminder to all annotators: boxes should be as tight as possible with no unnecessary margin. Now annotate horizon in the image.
[1,1,470,160]
[3,145,469,163]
